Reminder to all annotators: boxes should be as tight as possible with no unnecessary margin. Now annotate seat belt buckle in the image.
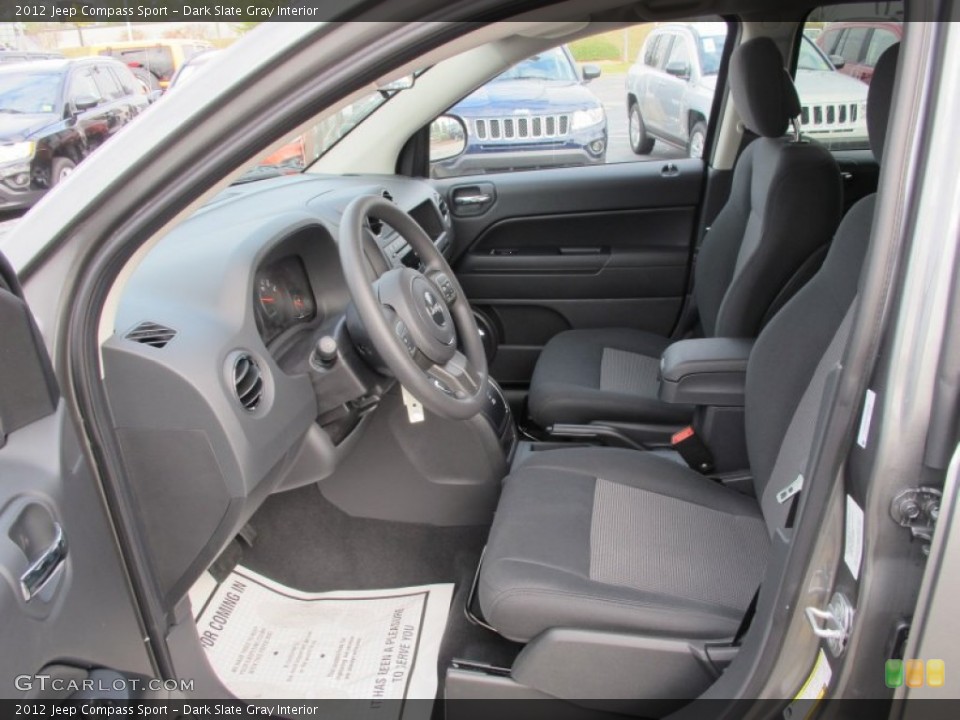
[671,425,715,474]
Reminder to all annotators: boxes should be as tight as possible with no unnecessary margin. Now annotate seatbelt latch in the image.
[670,425,715,474]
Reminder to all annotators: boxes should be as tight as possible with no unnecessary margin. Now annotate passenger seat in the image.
[527,37,843,431]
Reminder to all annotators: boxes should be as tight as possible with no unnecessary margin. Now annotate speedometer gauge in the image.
[257,278,284,320]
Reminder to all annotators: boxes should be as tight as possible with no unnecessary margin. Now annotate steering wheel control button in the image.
[394,320,417,355]
[433,274,457,303]
[312,335,339,368]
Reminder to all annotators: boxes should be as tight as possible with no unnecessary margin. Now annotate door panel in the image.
[0,253,154,697]
[434,159,704,386]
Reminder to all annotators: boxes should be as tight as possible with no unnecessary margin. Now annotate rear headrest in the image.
[729,37,801,138]
[867,43,900,164]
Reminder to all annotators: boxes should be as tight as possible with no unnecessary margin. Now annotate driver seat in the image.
[478,45,898,648]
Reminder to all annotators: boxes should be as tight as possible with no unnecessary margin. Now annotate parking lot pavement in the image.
[588,70,683,164]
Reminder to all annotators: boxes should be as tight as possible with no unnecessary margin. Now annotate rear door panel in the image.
[435,159,703,386]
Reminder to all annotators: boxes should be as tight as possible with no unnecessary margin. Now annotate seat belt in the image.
[671,425,715,474]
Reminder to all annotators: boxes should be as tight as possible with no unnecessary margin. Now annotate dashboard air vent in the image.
[126,321,177,348]
[232,354,263,412]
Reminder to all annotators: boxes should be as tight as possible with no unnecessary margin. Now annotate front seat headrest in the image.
[867,43,900,164]
[729,37,801,138]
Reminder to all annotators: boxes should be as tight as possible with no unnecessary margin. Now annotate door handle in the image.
[20,522,67,602]
[453,193,492,206]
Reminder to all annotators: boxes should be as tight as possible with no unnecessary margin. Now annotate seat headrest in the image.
[867,43,899,164]
[729,37,801,138]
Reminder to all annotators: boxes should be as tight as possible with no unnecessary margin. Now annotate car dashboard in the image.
[101,173,453,608]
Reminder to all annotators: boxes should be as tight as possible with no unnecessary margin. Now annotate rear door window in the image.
[93,65,124,100]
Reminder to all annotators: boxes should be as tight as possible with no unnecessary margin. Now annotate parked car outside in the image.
[816,21,903,83]
[432,45,607,177]
[627,23,869,157]
[0,57,149,211]
[64,39,214,93]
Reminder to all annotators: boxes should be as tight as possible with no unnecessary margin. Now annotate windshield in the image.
[0,72,62,114]
[495,47,578,82]
[798,36,833,72]
[698,35,727,75]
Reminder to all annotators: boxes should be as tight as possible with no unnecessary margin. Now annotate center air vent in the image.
[126,321,177,348]
[232,353,263,412]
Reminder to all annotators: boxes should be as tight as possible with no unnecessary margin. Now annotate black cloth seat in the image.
[528,37,843,430]
[480,44,899,645]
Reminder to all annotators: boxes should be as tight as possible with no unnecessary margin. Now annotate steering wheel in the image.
[339,195,489,420]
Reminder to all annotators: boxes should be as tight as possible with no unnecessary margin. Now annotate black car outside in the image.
[0,57,149,212]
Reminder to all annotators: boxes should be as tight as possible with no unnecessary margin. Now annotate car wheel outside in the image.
[51,157,76,186]
[688,121,708,159]
[629,102,655,155]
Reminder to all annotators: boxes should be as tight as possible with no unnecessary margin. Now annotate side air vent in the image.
[232,354,263,412]
[368,190,394,235]
[126,321,177,348]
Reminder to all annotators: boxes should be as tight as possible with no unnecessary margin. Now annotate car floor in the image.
[241,483,522,692]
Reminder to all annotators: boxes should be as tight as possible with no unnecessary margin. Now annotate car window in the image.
[798,36,833,72]
[101,47,175,83]
[666,36,692,73]
[68,69,102,104]
[835,27,869,64]
[697,34,726,75]
[802,4,903,151]
[865,28,899,66]
[651,34,674,69]
[427,20,729,178]
[0,71,62,114]
[94,66,124,100]
[111,65,138,96]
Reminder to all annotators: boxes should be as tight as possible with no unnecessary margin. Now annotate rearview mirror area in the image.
[429,115,467,163]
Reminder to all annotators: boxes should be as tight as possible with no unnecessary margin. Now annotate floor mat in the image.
[192,566,453,709]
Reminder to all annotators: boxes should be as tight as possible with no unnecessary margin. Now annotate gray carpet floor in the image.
[241,484,521,683]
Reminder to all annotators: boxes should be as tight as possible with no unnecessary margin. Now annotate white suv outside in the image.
[627,22,869,157]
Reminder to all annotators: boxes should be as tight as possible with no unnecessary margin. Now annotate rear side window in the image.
[110,65,138,96]
[835,27,869,64]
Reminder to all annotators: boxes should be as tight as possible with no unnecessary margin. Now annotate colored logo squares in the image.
[885,659,945,688]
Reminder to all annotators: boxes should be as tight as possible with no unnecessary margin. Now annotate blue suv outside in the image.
[432,46,607,178]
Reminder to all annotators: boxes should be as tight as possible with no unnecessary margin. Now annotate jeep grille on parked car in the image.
[473,115,570,141]
[800,102,859,129]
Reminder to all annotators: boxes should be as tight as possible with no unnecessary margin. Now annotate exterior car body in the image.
[816,21,903,84]
[433,45,607,177]
[0,57,148,211]
[0,49,64,64]
[627,23,868,156]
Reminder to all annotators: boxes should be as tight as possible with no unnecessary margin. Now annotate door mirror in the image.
[664,61,691,80]
[828,54,846,70]
[581,64,601,82]
[71,94,100,113]
[429,115,467,163]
